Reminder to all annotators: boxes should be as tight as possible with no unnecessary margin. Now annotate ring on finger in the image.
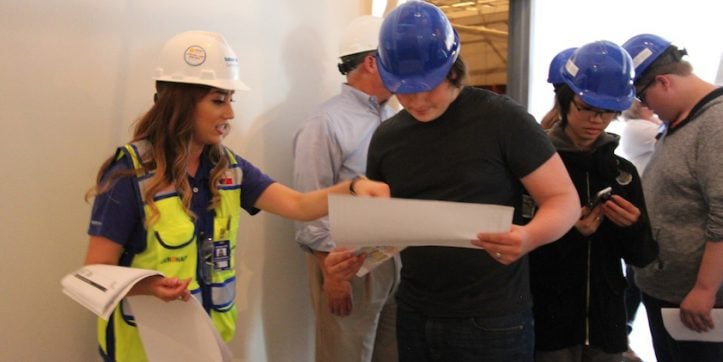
[494,251,502,258]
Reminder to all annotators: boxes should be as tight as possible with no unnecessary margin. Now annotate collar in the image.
[667,87,723,135]
[190,146,213,183]
[341,83,387,114]
[547,122,620,153]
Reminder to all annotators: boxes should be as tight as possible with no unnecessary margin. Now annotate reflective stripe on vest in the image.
[97,141,242,361]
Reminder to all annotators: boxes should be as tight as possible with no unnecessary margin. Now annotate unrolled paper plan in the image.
[61,264,161,320]
[329,195,514,249]
[61,264,232,361]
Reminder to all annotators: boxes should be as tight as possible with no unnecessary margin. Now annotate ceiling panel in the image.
[428,0,509,87]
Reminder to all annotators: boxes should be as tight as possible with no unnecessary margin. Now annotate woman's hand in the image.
[131,275,192,302]
[85,236,190,302]
[601,194,640,227]
[350,179,390,198]
[576,205,604,236]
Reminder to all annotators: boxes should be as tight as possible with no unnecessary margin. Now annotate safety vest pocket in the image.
[151,197,196,249]
[154,230,194,249]
[210,276,236,310]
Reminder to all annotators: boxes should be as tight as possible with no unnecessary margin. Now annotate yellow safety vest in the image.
[98,140,241,362]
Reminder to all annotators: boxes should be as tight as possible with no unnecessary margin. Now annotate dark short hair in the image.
[635,46,691,90]
[446,56,467,88]
[338,50,375,75]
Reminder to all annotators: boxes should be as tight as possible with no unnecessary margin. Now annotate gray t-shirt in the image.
[637,89,723,304]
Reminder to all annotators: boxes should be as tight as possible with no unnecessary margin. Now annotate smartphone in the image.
[589,186,612,208]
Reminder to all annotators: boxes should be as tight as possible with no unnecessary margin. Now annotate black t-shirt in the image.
[367,86,555,317]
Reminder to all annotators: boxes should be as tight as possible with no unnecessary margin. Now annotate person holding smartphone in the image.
[527,41,658,362]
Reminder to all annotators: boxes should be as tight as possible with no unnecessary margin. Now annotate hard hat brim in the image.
[376,51,457,94]
[578,89,635,112]
[154,76,250,91]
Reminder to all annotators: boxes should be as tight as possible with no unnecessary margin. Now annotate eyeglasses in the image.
[571,99,618,119]
[636,78,657,104]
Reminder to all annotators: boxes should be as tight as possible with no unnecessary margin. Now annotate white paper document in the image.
[353,246,403,277]
[662,308,723,342]
[128,295,232,362]
[329,195,514,249]
[61,264,161,320]
[61,264,232,361]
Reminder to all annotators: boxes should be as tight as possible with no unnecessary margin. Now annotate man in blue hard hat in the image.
[326,2,579,361]
[622,33,723,362]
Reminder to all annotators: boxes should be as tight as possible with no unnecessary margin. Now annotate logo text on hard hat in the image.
[184,45,207,66]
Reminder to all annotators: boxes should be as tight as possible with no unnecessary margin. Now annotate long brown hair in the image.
[540,101,561,130]
[87,81,230,226]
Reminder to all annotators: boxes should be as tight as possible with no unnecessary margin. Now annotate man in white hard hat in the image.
[292,15,399,362]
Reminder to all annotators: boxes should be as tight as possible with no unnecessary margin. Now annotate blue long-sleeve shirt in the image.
[292,84,395,252]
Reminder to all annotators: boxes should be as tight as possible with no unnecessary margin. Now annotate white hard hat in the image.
[153,31,249,91]
[338,15,383,58]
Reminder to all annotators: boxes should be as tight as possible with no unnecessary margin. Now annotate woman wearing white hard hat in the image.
[82,30,389,361]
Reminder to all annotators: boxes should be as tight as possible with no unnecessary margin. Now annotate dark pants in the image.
[642,292,723,362]
[397,304,534,362]
[624,265,641,335]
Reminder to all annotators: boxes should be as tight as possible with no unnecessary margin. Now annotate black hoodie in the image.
[528,123,658,353]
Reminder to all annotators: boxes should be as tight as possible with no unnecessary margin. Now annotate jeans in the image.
[397,304,534,362]
[642,292,723,362]
[534,345,622,362]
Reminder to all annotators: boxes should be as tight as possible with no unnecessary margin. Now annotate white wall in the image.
[0,1,363,361]
[5,1,719,360]
[529,0,723,123]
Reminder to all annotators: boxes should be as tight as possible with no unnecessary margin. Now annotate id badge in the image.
[212,240,231,270]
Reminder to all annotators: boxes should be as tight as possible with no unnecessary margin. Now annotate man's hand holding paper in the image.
[472,224,531,265]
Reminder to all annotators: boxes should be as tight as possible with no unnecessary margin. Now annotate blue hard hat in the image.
[561,40,635,111]
[622,34,673,82]
[376,1,460,94]
[548,47,577,85]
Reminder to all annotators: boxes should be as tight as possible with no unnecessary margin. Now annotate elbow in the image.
[298,213,323,222]
[296,215,315,222]
[564,192,582,224]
